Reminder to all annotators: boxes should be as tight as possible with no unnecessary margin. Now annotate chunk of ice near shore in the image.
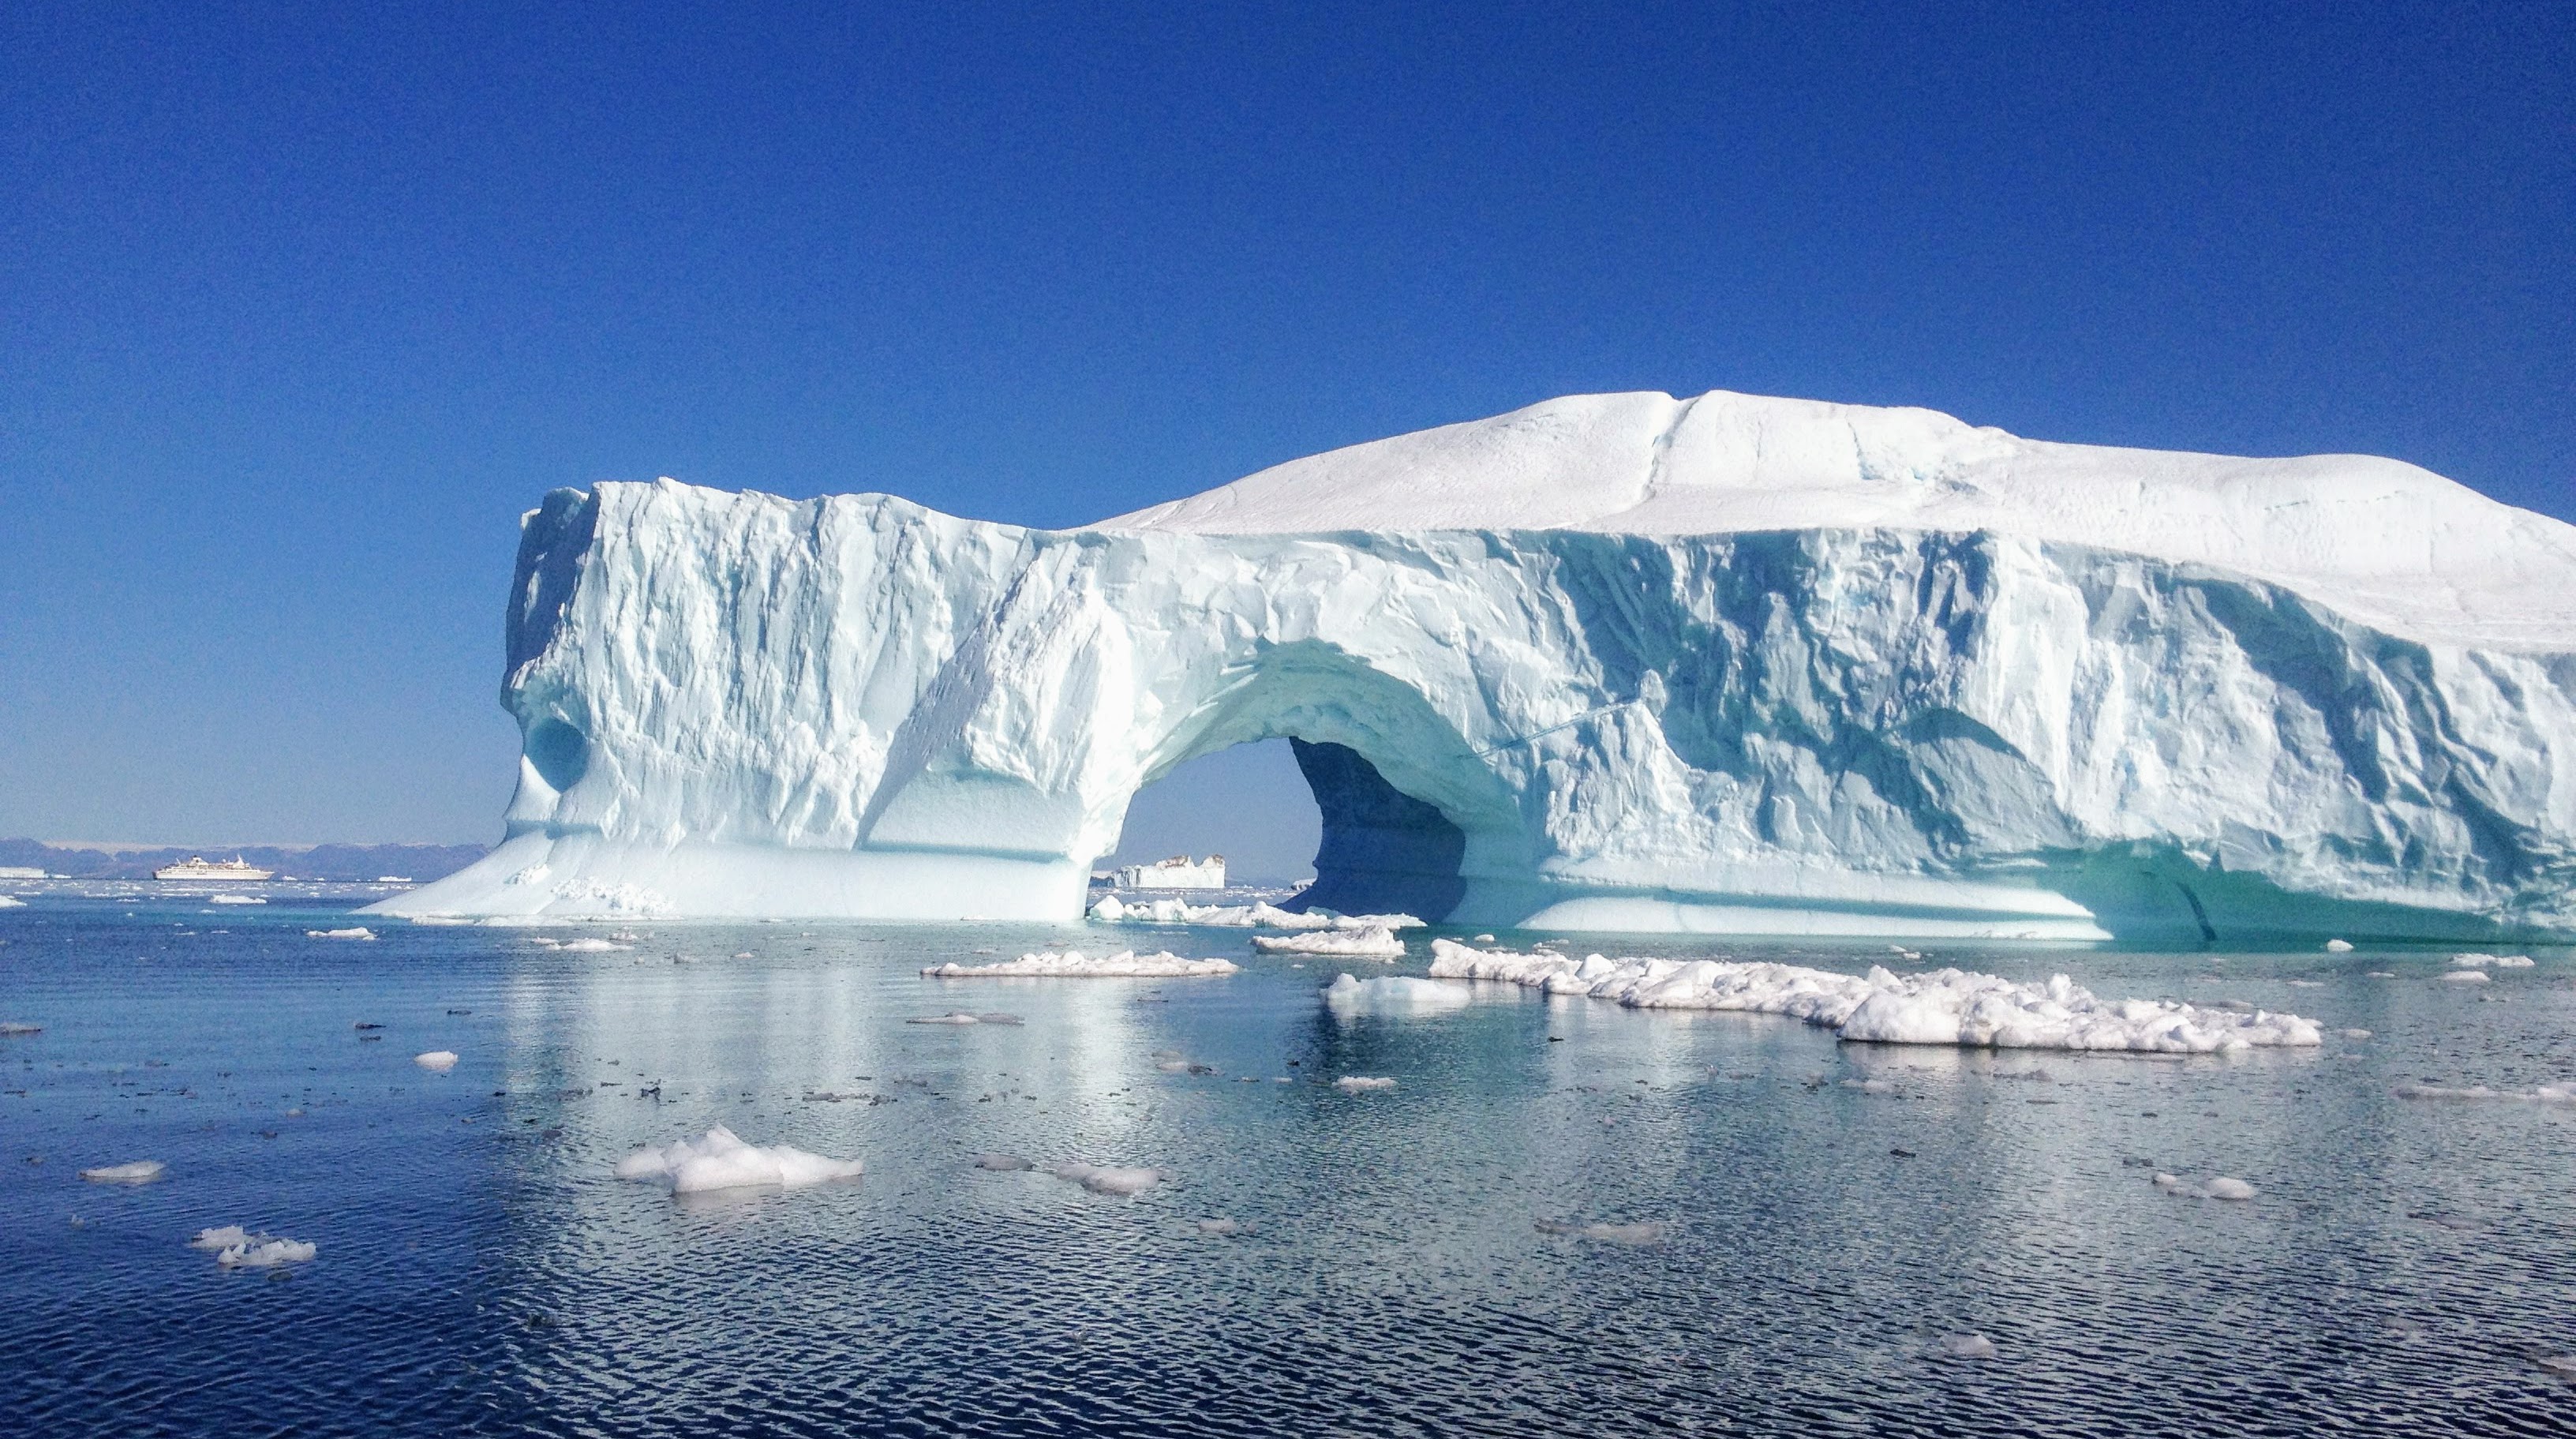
[614,1126,863,1194]
[1424,940,2321,1051]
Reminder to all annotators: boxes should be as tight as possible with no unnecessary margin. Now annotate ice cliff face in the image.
[383,390,2576,939]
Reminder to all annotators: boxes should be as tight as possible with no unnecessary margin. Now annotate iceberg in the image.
[613,1126,863,1194]
[921,948,1239,977]
[1425,939,2321,1051]
[1252,926,1408,958]
[376,390,2576,939]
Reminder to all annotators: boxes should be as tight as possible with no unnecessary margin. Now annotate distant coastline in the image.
[0,838,488,883]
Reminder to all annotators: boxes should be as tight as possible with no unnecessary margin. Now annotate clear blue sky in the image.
[3,1,2570,850]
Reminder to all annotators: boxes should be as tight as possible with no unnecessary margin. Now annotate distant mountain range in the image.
[0,838,489,882]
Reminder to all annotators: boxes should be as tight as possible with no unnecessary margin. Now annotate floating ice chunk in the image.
[189,1225,254,1250]
[922,949,1238,978]
[1048,1161,1166,1195]
[1196,1217,1251,1235]
[307,927,376,941]
[2536,1355,2576,1381]
[1841,1077,1896,1094]
[2325,939,2354,953]
[2341,1028,2373,1039]
[2152,1172,2258,1200]
[2440,970,2492,984]
[1333,1075,1397,1093]
[907,1012,984,1025]
[0,896,24,909]
[216,1238,316,1268]
[558,937,628,954]
[80,1160,166,1184]
[0,1021,40,1036]
[1091,896,1425,931]
[614,1126,863,1194]
[1938,1332,1998,1359]
[973,1153,1035,1171]
[1321,973,1473,1014]
[1535,1219,1668,1245]
[2450,953,2535,969]
[1255,926,1406,959]
[1425,939,2321,1052]
[414,1051,459,1071]
[208,894,265,905]
[2393,1081,2576,1104]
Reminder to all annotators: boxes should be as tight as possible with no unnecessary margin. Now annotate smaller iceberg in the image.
[193,1227,316,1266]
[1333,1075,1398,1093]
[1047,1161,1168,1195]
[1254,926,1406,959]
[80,1160,165,1184]
[1322,973,1473,1014]
[414,1051,459,1071]
[306,927,376,941]
[2152,1173,2258,1201]
[922,949,1239,978]
[614,1126,863,1194]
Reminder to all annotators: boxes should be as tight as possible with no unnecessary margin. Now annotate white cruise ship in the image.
[153,856,275,882]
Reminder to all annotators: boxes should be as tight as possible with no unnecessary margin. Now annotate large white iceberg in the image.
[377,389,2576,939]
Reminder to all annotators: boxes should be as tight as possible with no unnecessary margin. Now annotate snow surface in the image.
[614,1126,864,1194]
[1425,939,2321,1051]
[1253,926,1408,958]
[922,949,1240,977]
[377,389,2576,938]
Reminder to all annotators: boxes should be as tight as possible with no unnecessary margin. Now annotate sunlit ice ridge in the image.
[375,389,2576,942]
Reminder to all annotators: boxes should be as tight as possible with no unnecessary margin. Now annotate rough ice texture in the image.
[614,1126,863,1194]
[922,949,1240,977]
[376,389,2576,939]
[1253,926,1408,958]
[1425,939,2321,1051]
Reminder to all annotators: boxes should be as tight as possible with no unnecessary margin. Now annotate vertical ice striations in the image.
[380,390,2576,939]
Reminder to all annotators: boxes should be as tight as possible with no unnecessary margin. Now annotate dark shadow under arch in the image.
[1281,739,1467,921]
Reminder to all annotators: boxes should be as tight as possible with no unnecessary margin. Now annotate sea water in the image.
[3,886,2572,1437]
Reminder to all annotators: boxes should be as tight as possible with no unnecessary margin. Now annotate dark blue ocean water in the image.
[3,885,2573,1437]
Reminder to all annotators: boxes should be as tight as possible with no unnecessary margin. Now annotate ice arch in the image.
[380,390,2576,939]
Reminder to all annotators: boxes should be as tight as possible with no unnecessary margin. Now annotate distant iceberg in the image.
[376,389,2576,940]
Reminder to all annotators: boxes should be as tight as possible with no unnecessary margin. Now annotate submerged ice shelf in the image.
[378,388,2576,939]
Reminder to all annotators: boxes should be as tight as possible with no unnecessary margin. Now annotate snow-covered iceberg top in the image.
[614,1126,864,1194]
[1425,939,2322,1051]
[922,949,1240,978]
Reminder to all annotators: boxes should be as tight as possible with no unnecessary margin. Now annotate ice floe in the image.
[1254,926,1407,959]
[1321,973,1473,1014]
[1195,1217,1252,1235]
[216,1237,316,1268]
[2440,970,2492,984]
[614,1126,864,1194]
[0,1021,40,1036]
[1088,895,1422,930]
[1048,1161,1167,1195]
[208,894,265,905]
[2325,939,2354,953]
[1333,1076,1398,1093]
[1937,1332,1998,1360]
[2450,953,2536,969]
[306,927,376,941]
[921,949,1239,978]
[80,1160,166,1184]
[2153,1172,2258,1200]
[189,1225,255,1250]
[557,937,629,953]
[1424,939,2321,1051]
[2393,1081,2576,1104]
[414,1051,459,1071]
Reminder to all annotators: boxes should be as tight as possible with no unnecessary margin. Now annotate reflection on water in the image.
[2,889,2573,1436]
